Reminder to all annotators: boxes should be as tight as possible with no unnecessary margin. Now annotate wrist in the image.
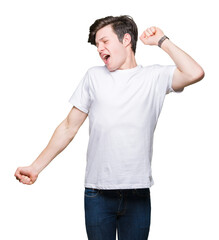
[158,35,169,48]
[31,162,43,175]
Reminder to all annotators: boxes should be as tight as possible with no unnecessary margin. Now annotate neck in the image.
[118,51,137,70]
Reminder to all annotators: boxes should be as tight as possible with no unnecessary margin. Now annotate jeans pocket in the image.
[135,188,150,197]
[84,188,100,198]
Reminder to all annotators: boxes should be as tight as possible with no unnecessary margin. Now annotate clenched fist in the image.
[140,26,165,46]
[14,166,38,185]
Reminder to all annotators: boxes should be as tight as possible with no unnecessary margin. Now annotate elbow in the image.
[197,68,205,81]
[191,67,205,83]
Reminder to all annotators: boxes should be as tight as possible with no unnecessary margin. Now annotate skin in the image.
[14,24,205,185]
[140,26,205,91]
[14,107,88,185]
[95,25,137,71]
[96,24,205,91]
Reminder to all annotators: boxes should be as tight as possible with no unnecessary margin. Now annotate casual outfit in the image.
[69,64,183,239]
[84,188,151,240]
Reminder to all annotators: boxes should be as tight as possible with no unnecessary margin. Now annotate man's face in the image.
[95,25,127,72]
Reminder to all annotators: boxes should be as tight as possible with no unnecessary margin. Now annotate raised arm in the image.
[14,106,88,185]
[140,26,205,92]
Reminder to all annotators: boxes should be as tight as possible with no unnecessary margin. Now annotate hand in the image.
[14,165,38,185]
[139,26,165,46]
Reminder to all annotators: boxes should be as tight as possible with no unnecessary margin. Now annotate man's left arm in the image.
[140,27,205,92]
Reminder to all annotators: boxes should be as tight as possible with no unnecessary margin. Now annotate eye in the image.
[104,40,108,44]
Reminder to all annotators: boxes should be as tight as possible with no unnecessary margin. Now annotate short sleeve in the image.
[68,70,91,114]
[156,64,184,95]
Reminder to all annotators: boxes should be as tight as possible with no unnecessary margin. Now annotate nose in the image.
[97,43,104,53]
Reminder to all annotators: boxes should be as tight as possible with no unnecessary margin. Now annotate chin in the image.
[106,65,117,72]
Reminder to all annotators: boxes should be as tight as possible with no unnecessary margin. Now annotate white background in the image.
[0,0,218,239]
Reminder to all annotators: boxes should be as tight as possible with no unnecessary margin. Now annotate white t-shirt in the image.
[69,64,183,189]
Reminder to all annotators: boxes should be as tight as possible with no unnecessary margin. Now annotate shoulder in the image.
[142,64,176,74]
[87,65,107,75]
[149,64,176,70]
[138,64,163,76]
[139,64,162,73]
[142,64,164,70]
[85,66,109,82]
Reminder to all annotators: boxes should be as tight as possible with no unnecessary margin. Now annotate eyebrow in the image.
[96,36,108,46]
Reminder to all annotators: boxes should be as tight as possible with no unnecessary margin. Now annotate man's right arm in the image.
[14,106,88,184]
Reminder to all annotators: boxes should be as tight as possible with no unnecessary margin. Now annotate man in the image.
[15,15,204,240]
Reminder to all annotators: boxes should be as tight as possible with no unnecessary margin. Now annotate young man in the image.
[15,15,204,240]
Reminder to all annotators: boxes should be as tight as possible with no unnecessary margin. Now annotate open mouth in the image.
[102,54,110,64]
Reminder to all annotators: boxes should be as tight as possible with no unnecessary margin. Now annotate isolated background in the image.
[0,0,218,239]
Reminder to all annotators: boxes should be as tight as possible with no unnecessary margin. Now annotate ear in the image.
[123,33,131,47]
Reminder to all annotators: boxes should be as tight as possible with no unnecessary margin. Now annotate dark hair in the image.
[88,15,138,54]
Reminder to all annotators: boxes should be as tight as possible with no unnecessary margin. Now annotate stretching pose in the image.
[15,15,204,240]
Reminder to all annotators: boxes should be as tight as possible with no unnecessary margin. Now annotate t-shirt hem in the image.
[84,182,154,190]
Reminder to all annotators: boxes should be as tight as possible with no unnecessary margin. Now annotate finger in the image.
[145,30,151,38]
[19,178,25,184]
[20,175,29,184]
[150,26,156,33]
[147,28,154,35]
[15,168,22,180]
[140,32,146,39]
[26,176,34,185]
[24,176,31,184]
[16,176,20,181]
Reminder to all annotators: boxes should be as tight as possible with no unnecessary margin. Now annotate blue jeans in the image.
[84,188,151,240]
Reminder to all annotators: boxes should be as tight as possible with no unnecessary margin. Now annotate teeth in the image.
[103,54,108,59]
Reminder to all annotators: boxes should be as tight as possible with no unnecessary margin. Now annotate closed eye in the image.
[96,39,109,48]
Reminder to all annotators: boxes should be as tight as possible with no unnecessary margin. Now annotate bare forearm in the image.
[161,39,204,78]
[31,119,77,174]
